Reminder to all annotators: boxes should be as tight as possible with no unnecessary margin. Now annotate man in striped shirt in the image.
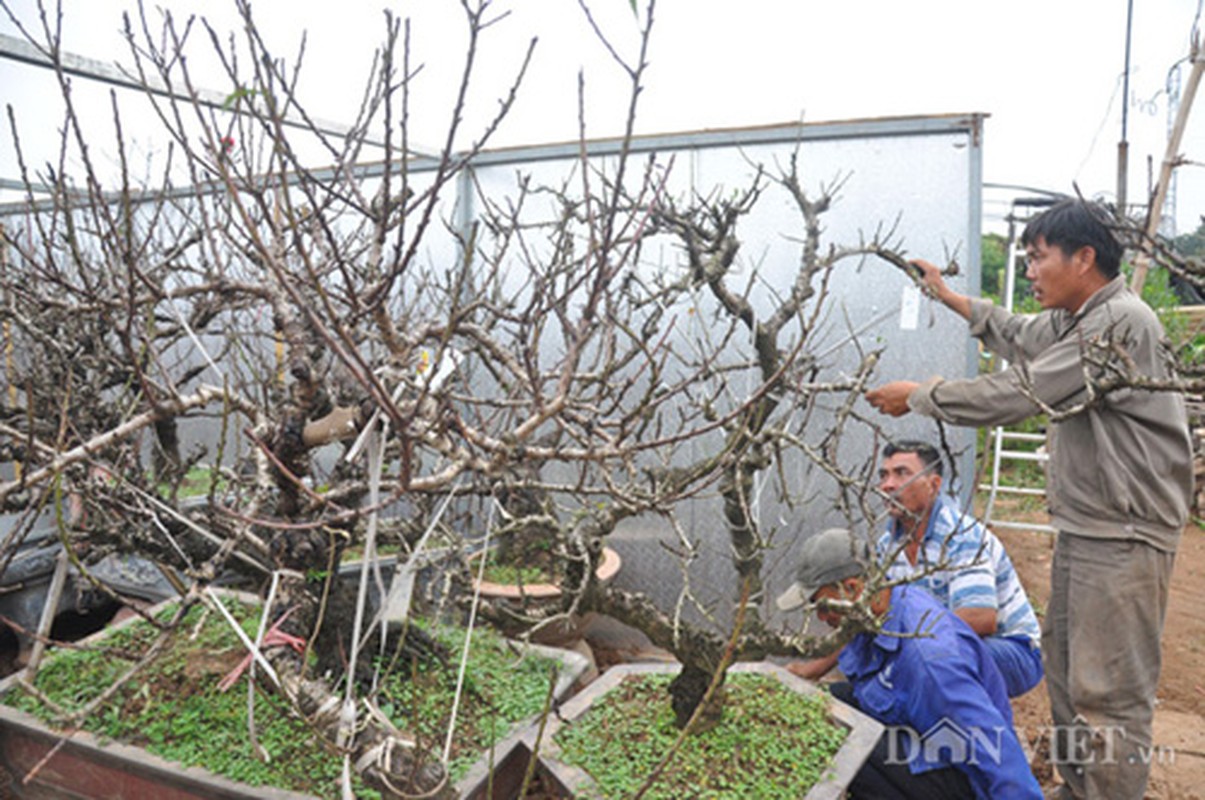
[876,439,1043,698]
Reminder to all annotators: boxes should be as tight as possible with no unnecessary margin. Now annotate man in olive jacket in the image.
[865,199,1192,800]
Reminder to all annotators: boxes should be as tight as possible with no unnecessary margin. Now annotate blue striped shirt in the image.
[876,495,1041,645]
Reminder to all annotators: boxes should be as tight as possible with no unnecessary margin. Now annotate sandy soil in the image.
[992,503,1205,799]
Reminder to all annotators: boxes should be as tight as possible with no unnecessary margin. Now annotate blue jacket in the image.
[837,586,1042,799]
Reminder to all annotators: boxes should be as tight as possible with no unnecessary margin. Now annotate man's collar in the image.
[870,586,908,652]
[839,587,910,679]
[1071,275,1126,318]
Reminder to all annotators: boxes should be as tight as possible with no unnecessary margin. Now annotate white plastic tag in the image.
[899,285,921,330]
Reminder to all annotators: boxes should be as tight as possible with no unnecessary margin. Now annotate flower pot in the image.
[471,546,622,602]
[0,593,591,799]
[469,546,622,647]
[457,662,883,800]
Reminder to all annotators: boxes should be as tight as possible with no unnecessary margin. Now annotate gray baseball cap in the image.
[775,528,871,611]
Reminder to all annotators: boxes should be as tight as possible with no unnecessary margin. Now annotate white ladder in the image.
[979,199,1056,534]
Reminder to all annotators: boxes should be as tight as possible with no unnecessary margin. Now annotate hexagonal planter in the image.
[0,594,590,800]
[0,712,313,800]
[458,662,883,800]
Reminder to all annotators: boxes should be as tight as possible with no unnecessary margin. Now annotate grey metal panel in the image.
[448,119,982,629]
[0,110,984,632]
[0,117,983,216]
[463,114,984,168]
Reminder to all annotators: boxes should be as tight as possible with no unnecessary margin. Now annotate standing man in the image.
[877,439,1043,698]
[865,199,1192,799]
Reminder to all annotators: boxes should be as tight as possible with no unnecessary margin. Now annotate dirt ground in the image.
[991,502,1205,799]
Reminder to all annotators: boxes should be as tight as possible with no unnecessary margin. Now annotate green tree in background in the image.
[980,233,1040,313]
[981,232,1006,302]
[1174,218,1205,260]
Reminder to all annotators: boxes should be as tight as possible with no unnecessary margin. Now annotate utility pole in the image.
[1130,36,1203,293]
[1163,63,1183,239]
[1116,0,1134,217]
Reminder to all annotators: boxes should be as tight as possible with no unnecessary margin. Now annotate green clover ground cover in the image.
[479,556,550,586]
[554,672,848,800]
[376,621,563,781]
[8,598,560,797]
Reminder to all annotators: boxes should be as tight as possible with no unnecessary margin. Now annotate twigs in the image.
[630,578,751,800]
[0,1,992,796]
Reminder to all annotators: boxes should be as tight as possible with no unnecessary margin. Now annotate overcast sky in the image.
[2,0,1202,236]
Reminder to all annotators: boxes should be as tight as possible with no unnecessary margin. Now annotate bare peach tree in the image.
[0,0,970,794]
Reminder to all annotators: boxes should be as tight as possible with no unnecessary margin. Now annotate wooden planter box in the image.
[458,662,883,800]
[0,710,313,800]
[0,597,590,800]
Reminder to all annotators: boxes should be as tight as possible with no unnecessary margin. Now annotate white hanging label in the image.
[899,285,921,331]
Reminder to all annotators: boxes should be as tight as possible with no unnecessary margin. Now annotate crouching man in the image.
[875,439,1043,698]
[778,527,1042,799]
